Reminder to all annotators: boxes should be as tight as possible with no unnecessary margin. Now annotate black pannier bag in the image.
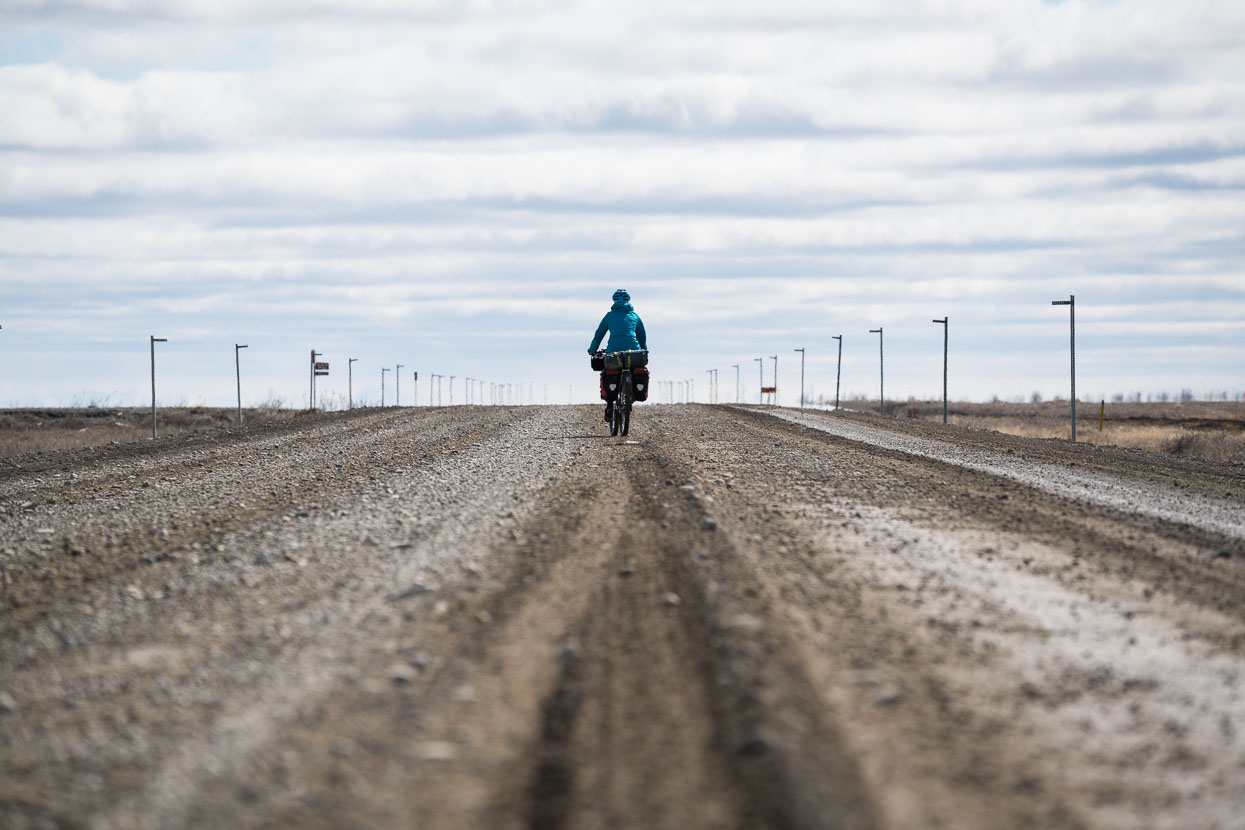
[631,367,651,401]
[590,354,605,371]
[603,350,648,371]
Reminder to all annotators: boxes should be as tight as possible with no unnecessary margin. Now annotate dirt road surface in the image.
[2,405,1243,830]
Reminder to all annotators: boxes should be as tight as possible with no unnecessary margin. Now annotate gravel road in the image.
[2,404,1243,829]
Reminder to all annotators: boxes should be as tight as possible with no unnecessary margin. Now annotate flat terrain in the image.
[1,405,1243,829]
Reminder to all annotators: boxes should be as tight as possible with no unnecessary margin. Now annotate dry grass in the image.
[0,406,305,459]
[847,398,1245,464]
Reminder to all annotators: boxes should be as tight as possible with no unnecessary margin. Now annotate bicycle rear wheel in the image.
[610,399,622,436]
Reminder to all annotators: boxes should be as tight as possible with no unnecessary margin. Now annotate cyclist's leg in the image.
[601,371,614,421]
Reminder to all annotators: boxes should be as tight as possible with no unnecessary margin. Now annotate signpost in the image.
[309,350,328,410]
[869,328,884,415]
[348,358,358,409]
[832,335,842,411]
[150,335,167,439]
[770,355,778,406]
[235,344,248,424]
[794,348,805,409]
[1052,295,1076,441]
[932,317,948,424]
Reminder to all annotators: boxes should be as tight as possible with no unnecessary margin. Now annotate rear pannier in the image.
[631,367,651,401]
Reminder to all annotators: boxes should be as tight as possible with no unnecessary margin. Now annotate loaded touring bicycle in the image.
[592,349,649,436]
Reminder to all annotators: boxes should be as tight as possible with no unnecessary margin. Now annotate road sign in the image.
[761,386,776,394]
[314,371,328,377]
[314,362,329,371]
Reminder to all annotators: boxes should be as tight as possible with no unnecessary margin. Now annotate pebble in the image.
[872,686,905,706]
[618,565,634,577]
[726,614,763,634]
[388,663,418,684]
[734,732,768,757]
[0,692,15,713]
[388,584,431,601]
[415,741,457,761]
[700,519,717,531]
[662,592,681,607]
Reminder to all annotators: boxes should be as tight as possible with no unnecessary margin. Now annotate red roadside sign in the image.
[314,362,329,370]
[761,386,776,394]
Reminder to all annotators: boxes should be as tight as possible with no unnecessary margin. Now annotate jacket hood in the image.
[611,301,634,312]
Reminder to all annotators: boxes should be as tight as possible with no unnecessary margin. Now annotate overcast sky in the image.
[2,0,1243,408]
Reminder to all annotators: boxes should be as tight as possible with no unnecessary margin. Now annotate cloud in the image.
[1,0,1243,406]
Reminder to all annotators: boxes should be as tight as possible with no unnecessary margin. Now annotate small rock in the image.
[872,686,905,706]
[415,741,457,761]
[662,592,681,607]
[0,506,6,515]
[388,584,431,601]
[388,663,418,684]
[1214,551,1232,560]
[0,692,16,713]
[253,553,270,566]
[726,614,763,634]
[734,733,767,757]
[618,565,634,577]
[699,519,717,532]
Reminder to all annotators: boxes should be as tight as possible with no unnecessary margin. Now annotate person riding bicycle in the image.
[588,289,647,422]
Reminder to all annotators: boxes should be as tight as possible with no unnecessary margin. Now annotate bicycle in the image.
[593,350,648,437]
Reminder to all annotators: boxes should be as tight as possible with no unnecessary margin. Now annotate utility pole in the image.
[381,367,390,406]
[770,355,778,406]
[755,357,763,404]
[348,358,358,409]
[309,349,321,410]
[1052,295,1076,441]
[732,364,740,403]
[235,344,248,424]
[450,376,456,405]
[413,371,418,406]
[933,318,948,424]
[794,348,805,409]
[869,328,884,415]
[707,370,714,404]
[396,364,404,406]
[832,335,842,411]
[150,335,167,439]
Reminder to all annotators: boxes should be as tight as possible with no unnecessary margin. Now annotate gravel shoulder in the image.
[1,405,1242,829]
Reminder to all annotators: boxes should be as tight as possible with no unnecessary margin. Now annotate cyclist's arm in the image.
[588,315,609,353]
[636,317,647,350]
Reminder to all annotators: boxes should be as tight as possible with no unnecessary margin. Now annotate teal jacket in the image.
[589,302,647,354]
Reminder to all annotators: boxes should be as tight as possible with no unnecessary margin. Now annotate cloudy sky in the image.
[2,0,1243,409]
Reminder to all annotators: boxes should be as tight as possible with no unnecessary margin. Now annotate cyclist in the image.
[588,289,648,422]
